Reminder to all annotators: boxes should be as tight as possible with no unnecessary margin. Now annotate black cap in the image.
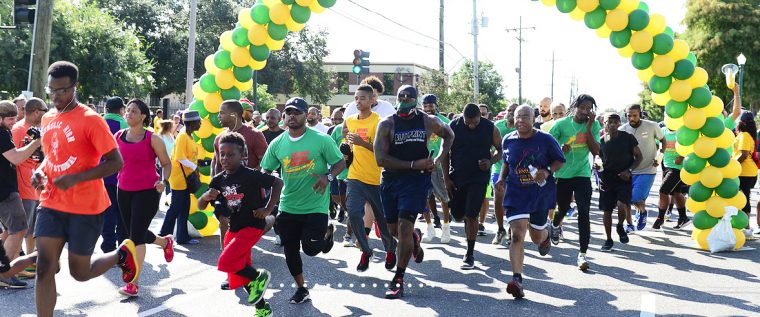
[397,85,418,99]
[421,94,437,105]
[105,97,125,111]
[284,97,309,113]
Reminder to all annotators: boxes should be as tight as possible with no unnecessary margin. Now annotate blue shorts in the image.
[381,173,432,224]
[631,174,656,203]
[506,207,549,230]
[330,179,347,196]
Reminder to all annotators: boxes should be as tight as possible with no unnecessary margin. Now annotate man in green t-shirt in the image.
[489,103,518,246]
[421,94,451,243]
[260,97,345,304]
[548,94,601,271]
[654,127,689,230]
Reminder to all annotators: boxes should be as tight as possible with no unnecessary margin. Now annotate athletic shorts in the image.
[381,173,431,224]
[660,168,688,195]
[449,182,487,221]
[218,226,264,290]
[22,199,39,236]
[35,207,104,256]
[0,193,29,234]
[631,174,656,203]
[330,179,347,196]
[599,176,632,211]
[428,167,450,203]
[506,207,549,230]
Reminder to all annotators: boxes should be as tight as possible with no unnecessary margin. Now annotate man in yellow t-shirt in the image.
[734,111,758,239]
[343,84,397,272]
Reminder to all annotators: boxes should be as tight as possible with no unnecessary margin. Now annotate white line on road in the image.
[137,288,217,317]
[640,293,656,317]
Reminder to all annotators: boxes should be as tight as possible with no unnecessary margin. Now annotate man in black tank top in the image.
[374,85,454,299]
[444,104,503,270]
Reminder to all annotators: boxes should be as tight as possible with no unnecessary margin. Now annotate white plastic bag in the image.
[706,207,738,253]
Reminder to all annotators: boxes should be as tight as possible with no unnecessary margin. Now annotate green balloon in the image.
[676,126,699,146]
[189,99,205,112]
[708,148,731,168]
[700,117,725,138]
[556,0,577,13]
[599,0,620,10]
[715,177,740,198]
[282,0,295,4]
[202,133,216,153]
[198,165,211,177]
[220,87,240,101]
[318,0,337,8]
[651,33,674,55]
[628,10,649,31]
[233,66,253,82]
[209,112,222,128]
[689,182,713,202]
[194,183,209,198]
[632,51,654,70]
[268,23,288,41]
[251,4,270,25]
[731,211,749,229]
[688,87,712,108]
[610,28,631,48]
[231,27,250,47]
[197,105,210,119]
[192,132,200,142]
[683,153,707,174]
[649,75,672,94]
[188,212,209,229]
[665,100,688,118]
[637,2,649,12]
[249,44,271,62]
[291,4,311,24]
[199,74,219,93]
[693,211,720,230]
[584,8,607,29]
[664,26,674,37]
[672,59,695,80]
[214,50,233,70]
[686,52,698,66]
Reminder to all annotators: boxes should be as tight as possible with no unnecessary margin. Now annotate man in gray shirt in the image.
[621,104,665,232]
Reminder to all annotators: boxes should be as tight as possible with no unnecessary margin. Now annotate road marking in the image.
[137,288,216,317]
[640,293,656,317]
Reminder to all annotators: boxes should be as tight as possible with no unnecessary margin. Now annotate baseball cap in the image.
[284,97,309,113]
[397,85,418,99]
[422,94,438,105]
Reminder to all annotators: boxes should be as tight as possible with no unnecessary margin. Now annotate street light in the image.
[737,53,747,105]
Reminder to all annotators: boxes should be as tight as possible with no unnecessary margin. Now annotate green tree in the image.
[682,0,760,108]
[638,82,663,122]
[417,69,451,112]
[448,59,505,113]
[241,83,276,113]
[0,0,154,99]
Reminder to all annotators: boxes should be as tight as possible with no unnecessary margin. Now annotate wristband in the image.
[410,161,414,169]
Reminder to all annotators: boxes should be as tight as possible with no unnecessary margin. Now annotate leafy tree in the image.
[241,83,276,113]
[448,59,505,113]
[638,82,663,122]
[417,69,451,113]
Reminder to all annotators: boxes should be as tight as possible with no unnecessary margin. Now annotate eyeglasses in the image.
[45,84,75,95]
[398,94,415,99]
[284,108,304,115]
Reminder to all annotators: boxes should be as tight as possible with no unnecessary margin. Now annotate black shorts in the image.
[275,212,328,249]
[449,182,487,221]
[34,207,104,256]
[330,179,347,196]
[381,173,431,224]
[599,176,632,212]
[660,168,688,195]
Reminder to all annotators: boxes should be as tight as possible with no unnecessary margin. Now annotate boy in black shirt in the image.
[597,113,642,251]
[198,132,282,316]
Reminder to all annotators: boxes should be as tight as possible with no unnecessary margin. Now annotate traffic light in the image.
[352,49,370,74]
[14,0,36,25]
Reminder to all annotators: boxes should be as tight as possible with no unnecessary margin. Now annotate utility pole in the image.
[28,0,53,98]
[550,50,555,100]
[505,16,535,105]
[184,0,199,107]
[471,0,479,103]
[439,0,444,71]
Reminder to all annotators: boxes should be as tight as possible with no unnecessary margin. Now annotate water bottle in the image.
[529,165,547,187]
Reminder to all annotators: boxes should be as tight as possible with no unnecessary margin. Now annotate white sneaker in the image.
[422,224,435,243]
[744,228,755,241]
[577,253,589,271]
[342,235,353,247]
[440,223,451,244]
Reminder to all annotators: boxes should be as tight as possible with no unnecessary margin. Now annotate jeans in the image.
[160,189,191,243]
[101,184,126,253]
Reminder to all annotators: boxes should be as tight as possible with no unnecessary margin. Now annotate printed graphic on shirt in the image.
[394,129,426,145]
[42,120,78,173]
[514,147,542,185]
[282,150,314,176]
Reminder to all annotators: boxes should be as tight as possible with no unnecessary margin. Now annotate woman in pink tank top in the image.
[114,99,175,297]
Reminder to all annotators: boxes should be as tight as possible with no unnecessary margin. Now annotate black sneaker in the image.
[289,287,310,304]
[329,202,337,219]
[385,278,404,299]
[433,217,442,229]
[385,252,397,271]
[220,279,230,290]
[674,217,691,230]
[357,252,372,272]
[652,217,664,230]
[461,254,475,270]
[601,239,614,252]
[616,223,629,244]
[337,212,346,224]
[412,228,424,263]
[550,224,562,245]
[322,223,335,254]
[477,224,486,236]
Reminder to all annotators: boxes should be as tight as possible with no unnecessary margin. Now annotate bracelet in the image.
[410,161,414,169]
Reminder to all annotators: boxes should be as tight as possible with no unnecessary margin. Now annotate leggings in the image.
[118,188,161,246]
[276,212,328,277]
[552,177,592,253]
[739,176,757,216]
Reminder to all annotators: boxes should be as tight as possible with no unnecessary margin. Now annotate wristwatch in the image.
[327,174,335,182]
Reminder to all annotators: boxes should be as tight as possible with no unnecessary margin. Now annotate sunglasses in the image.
[284,108,304,115]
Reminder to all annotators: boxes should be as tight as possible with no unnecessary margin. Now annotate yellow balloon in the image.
[200,173,211,185]
[308,1,326,13]
[195,118,213,139]
[703,96,725,117]
[726,192,747,210]
[618,0,640,13]
[705,196,728,218]
[230,46,251,68]
[248,24,269,46]
[691,228,702,241]
[577,0,599,12]
[618,45,634,58]
[693,136,717,159]
[295,0,314,6]
[700,166,723,188]
[721,160,742,180]
[630,31,653,53]
[667,39,690,60]
[189,195,199,213]
[687,67,709,88]
[192,82,207,100]
[286,19,305,32]
[263,0,279,5]
[204,55,221,75]
[652,91,671,106]
[198,217,220,237]
[269,3,291,25]
[669,80,692,102]
[683,108,707,130]
[595,24,612,38]
[204,92,223,114]
[716,128,735,149]
[541,0,557,6]
[196,144,208,161]
[697,228,712,250]
[236,79,253,91]
[733,228,746,250]
[238,8,255,29]
[665,114,684,131]
[265,37,286,51]
[215,69,235,90]
[220,31,235,51]
[637,68,654,83]
[250,59,267,71]
[605,9,629,32]
[569,7,585,21]
[686,198,706,214]
[652,55,675,77]
[680,169,700,185]
[644,14,666,34]
[212,127,225,135]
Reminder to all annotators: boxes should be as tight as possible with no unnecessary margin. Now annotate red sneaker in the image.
[385,252,397,271]
[163,235,175,263]
[118,239,140,284]
[506,280,525,299]
[374,222,381,238]
[118,283,139,297]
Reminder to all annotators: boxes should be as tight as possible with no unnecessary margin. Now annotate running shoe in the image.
[566,206,576,218]
[337,212,345,224]
[384,278,404,299]
[538,228,552,256]
[255,301,272,317]
[329,202,337,219]
[674,217,691,230]
[505,228,512,248]
[492,228,507,245]
[625,224,635,234]
[477,224,486,236]
[117,239,140,283]
[24,263,36,273]
[0,276,27,289]
[506,280,524,299]
[577,253,589,271]
[274,235,282,246]
[246,269,271,304]
[412,228,424,263]
[754,227,760,235]
[461,254,475,270]
[743,228,754,241]
[652,217,664,230]
[385,252,397,270]
[433,217,442,229]
[163,235,175,263]
[289,287,310,304]
[221,279,230,290]
[423,224,435,243]
[550,224,562,245]
[342,235,353,247]
[601,239,614,252]
[374,222,381,238]
[617,223,630,244]
[357,252,372,272]
[664,209,674,222]
[636,211,648,231]
[118,283,139,297]
[322,223,335,254]
[440,224,451,244]
[15,270,35,280]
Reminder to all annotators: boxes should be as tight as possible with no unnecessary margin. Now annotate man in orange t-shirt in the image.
[31,61,138,317]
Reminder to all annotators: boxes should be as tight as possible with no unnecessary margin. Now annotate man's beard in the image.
[307,118,317,125]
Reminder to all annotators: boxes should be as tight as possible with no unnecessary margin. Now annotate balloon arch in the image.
[185,0,748,251]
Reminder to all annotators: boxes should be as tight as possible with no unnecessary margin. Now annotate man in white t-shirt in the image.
[307,106,329,134]
[343,76,396,118]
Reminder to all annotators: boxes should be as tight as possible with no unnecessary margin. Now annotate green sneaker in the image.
[255,301,272,317]
[246,269,271,304]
